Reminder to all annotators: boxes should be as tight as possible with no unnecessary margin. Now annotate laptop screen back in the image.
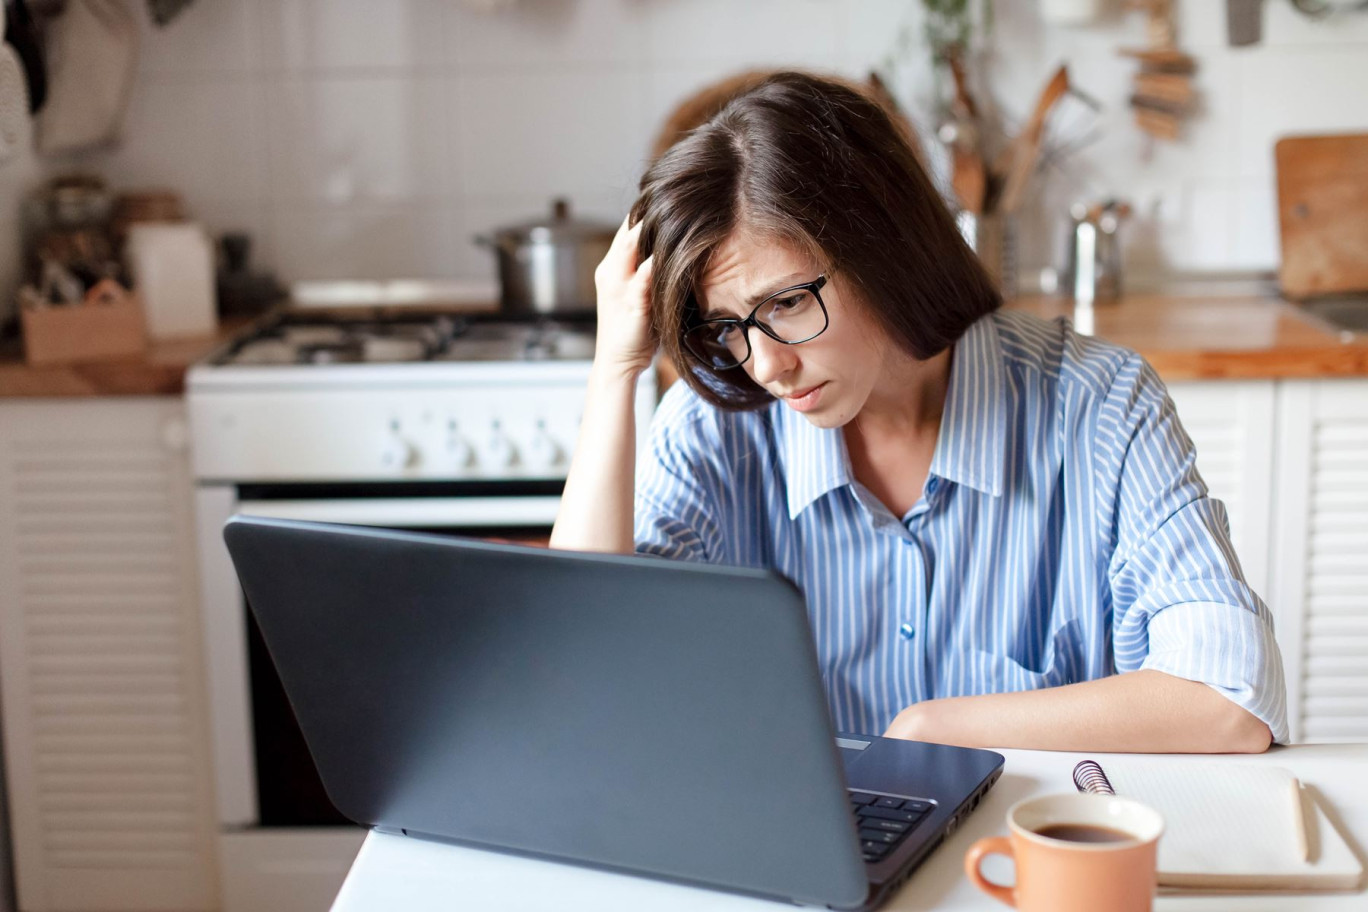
[224,516,870,907]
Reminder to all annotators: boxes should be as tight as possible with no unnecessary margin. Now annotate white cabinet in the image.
[1168,378,1368,744]
[0,399,217,911]
[1271,381,1368,744]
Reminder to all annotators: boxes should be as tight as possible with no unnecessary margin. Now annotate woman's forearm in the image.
[884,669,1273,753]
[549,364,642,554]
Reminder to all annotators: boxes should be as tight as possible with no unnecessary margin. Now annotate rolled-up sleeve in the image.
[633,384,723,563]
[1099,356,1289,743]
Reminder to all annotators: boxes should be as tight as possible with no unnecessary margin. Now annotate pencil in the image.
[1291,777,1310,863]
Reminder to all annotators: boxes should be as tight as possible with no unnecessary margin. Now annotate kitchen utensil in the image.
[1063,199,1129,306]
[957,209,1016,297]
[1226,0,1264,45]
[1275,133,1368,299]
[1036,83,1104,178]
[476,198,616,316]
[946,53,986,215]
[993,64,1069,216]
[125,220,216,339]
[216,232,283,318]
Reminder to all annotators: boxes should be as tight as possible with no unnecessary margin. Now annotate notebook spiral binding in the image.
[1072,760,1116,796]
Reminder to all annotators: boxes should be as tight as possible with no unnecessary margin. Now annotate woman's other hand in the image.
[593,216,655,379]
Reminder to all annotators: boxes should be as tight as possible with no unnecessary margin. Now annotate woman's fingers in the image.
[629,254,654,311]
[605,215,644,279]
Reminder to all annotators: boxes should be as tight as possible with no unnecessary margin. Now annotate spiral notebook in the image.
[1074,758,1363,891]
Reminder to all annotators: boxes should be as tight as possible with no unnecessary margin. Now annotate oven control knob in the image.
[526,420,565,472]
[445,434,476,471]
[381,434,418,471]
[485,421,519,469]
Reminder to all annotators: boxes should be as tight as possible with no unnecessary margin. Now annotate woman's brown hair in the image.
[630,70,1001,410]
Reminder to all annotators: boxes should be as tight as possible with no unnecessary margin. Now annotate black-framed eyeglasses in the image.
[682,275,830,370]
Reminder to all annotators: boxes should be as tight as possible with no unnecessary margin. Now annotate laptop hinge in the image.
[373,825,407,837]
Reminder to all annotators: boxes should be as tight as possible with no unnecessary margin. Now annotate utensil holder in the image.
[957,210,1017,299]
[20,286,146,365]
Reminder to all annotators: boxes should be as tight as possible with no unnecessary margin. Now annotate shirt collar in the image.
[780,405,852,521]
[929,312,1007,498]
[778,311,1007,518]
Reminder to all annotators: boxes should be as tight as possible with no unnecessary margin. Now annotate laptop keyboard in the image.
[848,791,934,863]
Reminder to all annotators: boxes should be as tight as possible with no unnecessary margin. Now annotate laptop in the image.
[223,515,1003,910]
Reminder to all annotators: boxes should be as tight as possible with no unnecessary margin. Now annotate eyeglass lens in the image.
[686,286,826,369]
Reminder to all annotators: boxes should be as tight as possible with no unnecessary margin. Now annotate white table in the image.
[332,743,1367,911]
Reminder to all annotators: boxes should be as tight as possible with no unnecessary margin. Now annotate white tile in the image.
[1261,3,1368,46]
[641,62,771,159]
[1173,0,1230,50]
[455,70,648,202]
[259,0,446,71]
[843,0,922,75]
[1175,179,1238,270]
[88,80,266,206]
[1054,50,1238,185]
[190,201,276,270]
[136,0,260,74]
[447,202,500,282]
[447,0,647,70]
[265,77,448,204]
[642,0,844,67]
[1230,175,1280,270]
[1074,176,1236,277]
[270,205,454,280]
[1235,47,1368,177]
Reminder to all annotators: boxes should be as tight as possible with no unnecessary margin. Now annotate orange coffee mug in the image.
[965,793,1164,912]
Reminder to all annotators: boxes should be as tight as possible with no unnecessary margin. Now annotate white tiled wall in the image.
[2,0,1366,294]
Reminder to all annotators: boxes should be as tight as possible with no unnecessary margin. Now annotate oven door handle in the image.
[234,496,561,528]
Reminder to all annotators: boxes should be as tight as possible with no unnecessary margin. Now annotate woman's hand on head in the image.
[593,216,656,379]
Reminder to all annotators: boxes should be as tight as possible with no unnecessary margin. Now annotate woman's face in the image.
[696,231,897,428]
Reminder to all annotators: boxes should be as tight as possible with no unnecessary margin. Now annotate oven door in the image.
[194,482,560,829]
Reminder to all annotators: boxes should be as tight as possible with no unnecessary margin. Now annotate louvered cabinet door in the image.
[1164,381,1276,601]
[1273,380,1368,744]
[0,399,217,911]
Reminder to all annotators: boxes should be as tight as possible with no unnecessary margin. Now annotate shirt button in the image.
[899,623,916,640]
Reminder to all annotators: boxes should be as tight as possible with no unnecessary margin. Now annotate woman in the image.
[550,72,1285,753]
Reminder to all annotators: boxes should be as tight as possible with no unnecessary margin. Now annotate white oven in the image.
[186,306,655,911]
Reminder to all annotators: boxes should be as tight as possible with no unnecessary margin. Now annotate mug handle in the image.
[964,836,1016,907]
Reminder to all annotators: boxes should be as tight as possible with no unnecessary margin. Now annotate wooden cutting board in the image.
[1276,133,1368,299]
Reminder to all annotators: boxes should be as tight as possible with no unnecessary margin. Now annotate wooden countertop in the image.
[2,295,1366,398]
[0,319,248,398]
[1007,293,1368,380]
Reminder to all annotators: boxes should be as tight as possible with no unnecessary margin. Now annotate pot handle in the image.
[474,233,514,253]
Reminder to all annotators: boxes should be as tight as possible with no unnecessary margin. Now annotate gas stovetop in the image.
[208,310,597,367]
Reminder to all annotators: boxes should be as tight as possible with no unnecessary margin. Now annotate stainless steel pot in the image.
[476,198,616,316]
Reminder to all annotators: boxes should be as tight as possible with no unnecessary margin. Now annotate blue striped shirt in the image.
[634,309,1288,743]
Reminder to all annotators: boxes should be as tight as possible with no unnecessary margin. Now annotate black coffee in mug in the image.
[1033,823,1134,844]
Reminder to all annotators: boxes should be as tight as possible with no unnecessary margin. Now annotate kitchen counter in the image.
[2,294,1366,397]
[1007,293,1368,380]
[0,318,250,397]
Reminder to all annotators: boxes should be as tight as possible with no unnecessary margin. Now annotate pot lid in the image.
[492,198,617,244]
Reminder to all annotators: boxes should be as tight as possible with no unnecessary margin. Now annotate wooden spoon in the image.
[947,53,986,214]
[993,64,1070,215]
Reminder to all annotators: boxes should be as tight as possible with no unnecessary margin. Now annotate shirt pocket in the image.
[971,619,1081,694]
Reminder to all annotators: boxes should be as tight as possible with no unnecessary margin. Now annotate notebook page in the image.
[1104,760,1298,878]
[1102,758,1363,889]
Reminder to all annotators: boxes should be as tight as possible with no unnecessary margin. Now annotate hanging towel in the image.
[36,0,139,155]
[0,0,33,165]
